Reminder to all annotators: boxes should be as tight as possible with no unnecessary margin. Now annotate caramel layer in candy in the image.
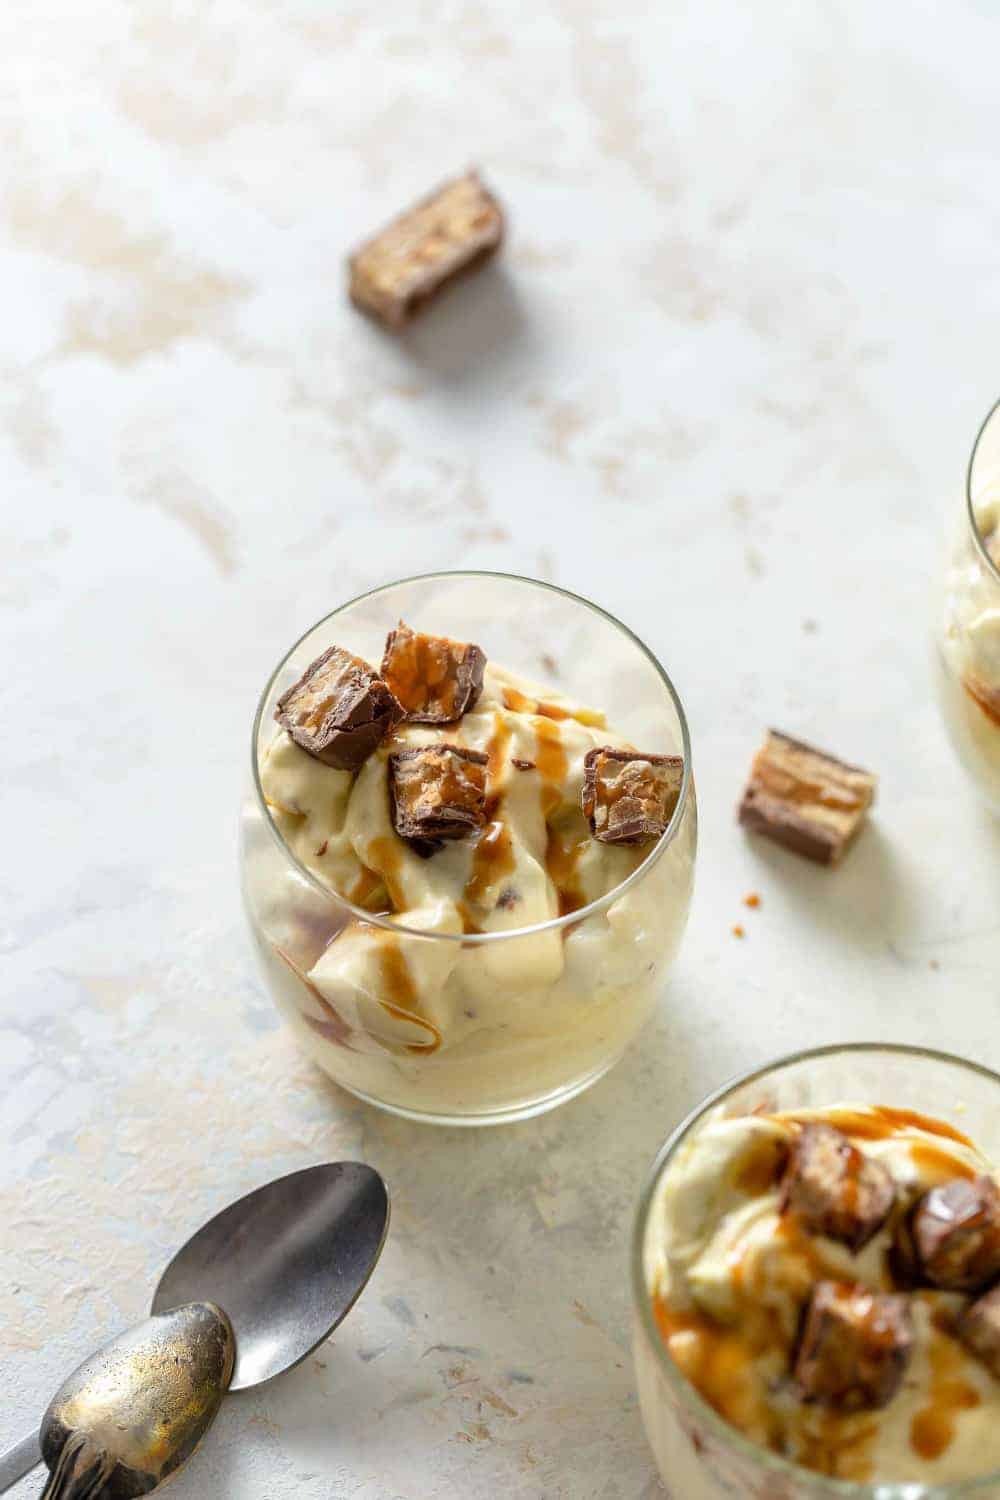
[275,646,402,771]
[738,729,876,866]
[348,171,504,330]
[958,1283,1000,1379]
[389,745,488,856]
[794,1281,913,1411]
[381,621,486,725]
[780,1123,894,1252]
[909,1176,1000,1291]
[582,748,683,846]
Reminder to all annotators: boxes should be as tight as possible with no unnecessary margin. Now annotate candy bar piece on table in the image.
[780,1123,895,1252]
[381,621,486,724]
[738,729,877,865]
[389,745,488,857]
[275,647,402,770]
[581,748,683,846]
[958,1283,1000,1378]
[794,1281,913,1411]
[909,1176,1000,1291]
[348,171,504,330]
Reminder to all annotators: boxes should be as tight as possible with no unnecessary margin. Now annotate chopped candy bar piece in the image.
[348,171,504,330]
[958,1283,1000,1379]
[389,745,488,856]
[582,748,683,846]
[794,1281,913,1411]
[780,1123,894,1252]
[381,620,486,724]
[910,1176,1000,1291]
[275,646,402,770]
[738,729,877,865]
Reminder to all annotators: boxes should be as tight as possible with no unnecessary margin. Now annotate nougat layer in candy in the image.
[738,729,876,865]
[348,171,504,330]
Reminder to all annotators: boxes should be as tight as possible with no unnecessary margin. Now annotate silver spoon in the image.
[0,1162,390,1495]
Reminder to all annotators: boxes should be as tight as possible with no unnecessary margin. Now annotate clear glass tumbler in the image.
[240,572,696,1125]
[935,399,1000,812]
[632,1043,1000,1499]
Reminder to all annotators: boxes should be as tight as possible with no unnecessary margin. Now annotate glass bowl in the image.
[632,1043,1000,1499]
[934,398,1000,812]
[240,571,696,1125]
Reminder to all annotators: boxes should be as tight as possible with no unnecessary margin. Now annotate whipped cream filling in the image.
[260,662,681,1059]
[650,1105,1000,1484]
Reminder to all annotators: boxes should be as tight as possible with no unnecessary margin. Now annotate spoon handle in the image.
[38,1433,115,1500]
[0,1431,41,1492]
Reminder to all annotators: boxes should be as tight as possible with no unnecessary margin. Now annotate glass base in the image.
[325,1048,626,1127]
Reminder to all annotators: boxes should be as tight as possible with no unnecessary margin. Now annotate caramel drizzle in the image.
[383,627,461,717]
[375,930,442,1053]
[502,685,570,720]
[964,675,1000,730]
[812,1106,974,1148]
[910,1316,980,1461]
[366,834,407,912]
[274,946,355,1051]
[544,824,588,917]
[463,713,516,918]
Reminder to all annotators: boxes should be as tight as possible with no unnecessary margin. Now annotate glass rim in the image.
[631,1041,1000,1499]
[966,396,1000,588]
[250,569,693,945]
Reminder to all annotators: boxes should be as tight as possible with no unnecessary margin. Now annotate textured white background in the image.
[3,2,999,1496]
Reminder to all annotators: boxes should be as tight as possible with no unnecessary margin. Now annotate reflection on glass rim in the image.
[966,397,1000,589]
[250,569,693,945]
[631,1042,1000,1499]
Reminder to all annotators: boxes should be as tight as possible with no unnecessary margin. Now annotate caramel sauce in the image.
[732,1137,789,1196]
[375,930,442,1053]
[348,865,387,911]
[502,685,569,720]
[366,835,407,911]
[544,822,588,917]
[485,709,512,781]
[465,815,515,906]
[910,1322,980,1461]
[383,627,460,717]
[909,1140,977,1183]
[964,675,1000,730]
[274,945,354,1050]
[813,1106,973,1148]
[534,717,568,786]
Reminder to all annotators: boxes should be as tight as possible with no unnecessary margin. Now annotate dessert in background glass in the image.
[632,1044,1000,1498]
[936,398,1000,812]
[240,572,696,1125]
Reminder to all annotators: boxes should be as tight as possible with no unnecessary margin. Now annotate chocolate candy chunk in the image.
[909,1176,1000,1291]
[738,729,877,866]
[582,748,683,845]
[780,1123,895,1252]
[275,646,402,770]
[794,1281,913,1411]
[958,1283,1000,1378]
[348,171,504,330]
[389,744,488,856]
[381,620,486,724]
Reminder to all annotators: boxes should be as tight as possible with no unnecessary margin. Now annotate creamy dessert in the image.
[249,619,695,1120]
[938,474,1000,809]
[643,1103,1000,1490]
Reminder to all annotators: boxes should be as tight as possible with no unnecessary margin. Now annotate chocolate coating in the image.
[389,744,488,856]
[381,621,486,725]
[275,646,402,770]
[581,747,683,845]
[794,1281,913,1411]
[780,1123,895,1252]
[910,1176,1000,1291]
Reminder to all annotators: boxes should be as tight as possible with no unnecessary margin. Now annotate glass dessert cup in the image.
[632,1043,1000,1500]
[240,571,696,1126]
[934,398,1000,813]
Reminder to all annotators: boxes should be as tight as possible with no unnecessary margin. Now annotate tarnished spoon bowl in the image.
[39,1302,233,1499]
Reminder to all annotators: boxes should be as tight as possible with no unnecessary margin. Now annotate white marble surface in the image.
[3,3,1000,1496]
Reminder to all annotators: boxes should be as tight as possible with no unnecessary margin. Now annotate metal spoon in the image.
[0,1162,390,1495]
